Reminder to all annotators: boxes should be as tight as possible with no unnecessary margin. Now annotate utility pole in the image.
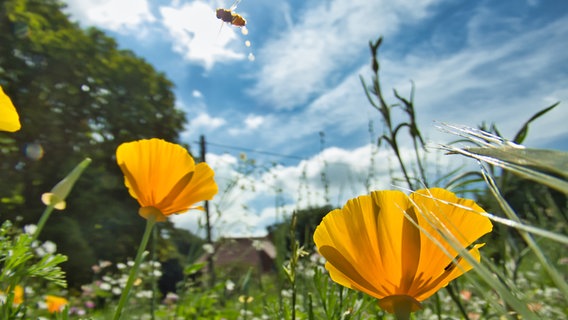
[199,135,215,287]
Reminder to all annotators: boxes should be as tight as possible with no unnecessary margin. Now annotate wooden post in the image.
[200,135,216,287]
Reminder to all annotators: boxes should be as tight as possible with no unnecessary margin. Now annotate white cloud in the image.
[171,143,459,238]
[249,0,441,110]
[238,0,567,160]
[188,112,226,131]
[219,68,374,157]
[377,14,568,147]
[63,0,155,31]
[226,114,267,136]
[244,6,568,155]
[181,112,227,142]
[244,114,264,130]
[159,1,246,69]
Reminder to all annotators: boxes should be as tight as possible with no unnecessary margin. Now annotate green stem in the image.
[30,205,55,243]
[9,205,55,291]
[150,226,157,320]
[446,285,470,320]
[392,143,414,190]
[113,217,156,320]
[412,137,428,187]
[394,307,411,320]
[379,295,420,320]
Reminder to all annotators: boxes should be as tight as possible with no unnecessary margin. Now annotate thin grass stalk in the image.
[366,119,378,192]
[361,38,422,190]
[393,86,428,186]
[412,136,427,186]
[486,208,568,244]
[282,211,306,320]
[319,131,330,205]
[313,267,331,318]
[448,146,568,193]
[290,239,297,320]
[404,193,537,319]
[338,286,343,317]
[480,166,568,302]
[445,284,470,320]
[433,293,442,320]
[242,298,249,320]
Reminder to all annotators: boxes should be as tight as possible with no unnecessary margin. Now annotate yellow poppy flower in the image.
[314,188,492,316]
[45,295,68,313]
[116,138,218,222]
[13,285,23,305]
[0,86,21,132]
[0,285,24,305]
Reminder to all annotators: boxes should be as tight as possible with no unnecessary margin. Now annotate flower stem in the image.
[394,308,411,320]
[379,295,421,320]
[113,217,156,320]
[393,298,413,320]
[30,205,54,243]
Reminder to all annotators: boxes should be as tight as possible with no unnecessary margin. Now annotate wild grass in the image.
[1,37,566,319]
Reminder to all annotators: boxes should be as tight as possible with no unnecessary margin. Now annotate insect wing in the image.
[229,0,242,11]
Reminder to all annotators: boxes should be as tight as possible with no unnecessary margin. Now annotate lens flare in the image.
[25,142,44,160]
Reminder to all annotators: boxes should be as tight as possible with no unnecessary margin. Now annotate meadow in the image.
[1,2,567,319]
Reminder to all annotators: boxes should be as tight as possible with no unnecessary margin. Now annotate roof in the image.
[197,236,276,273]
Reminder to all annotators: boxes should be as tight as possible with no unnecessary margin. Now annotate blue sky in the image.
[63,0,568,238]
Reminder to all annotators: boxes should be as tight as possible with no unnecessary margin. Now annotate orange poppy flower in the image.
[116,138,218,222]
[45,295,68,313]
[13,285,23,305]
[314,188,492,316]
[0,285,24,305]
[0,86,21,132]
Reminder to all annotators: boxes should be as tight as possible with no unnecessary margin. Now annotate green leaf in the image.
[466,147,568,179]
[183,262,205,276]
[513,103,559,143]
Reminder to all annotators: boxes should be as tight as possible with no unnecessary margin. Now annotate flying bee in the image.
[216,0,246,27]
[216,9,246,27]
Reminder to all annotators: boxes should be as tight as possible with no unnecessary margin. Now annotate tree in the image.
[267,205,333,252]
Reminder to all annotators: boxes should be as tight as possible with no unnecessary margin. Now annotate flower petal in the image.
[45,295,68,313]
[116,138,218,219]
[407,188,492,300]
[413,244,483,301]
[116,139,196,208]
[314,197,389,298]
[315,191,417,299]
[320,245,385,299]
[372,190,419,295]
[159,162,218,215]
[0,86,21,132]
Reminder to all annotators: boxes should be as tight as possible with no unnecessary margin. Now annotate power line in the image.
[198,140,306,161]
